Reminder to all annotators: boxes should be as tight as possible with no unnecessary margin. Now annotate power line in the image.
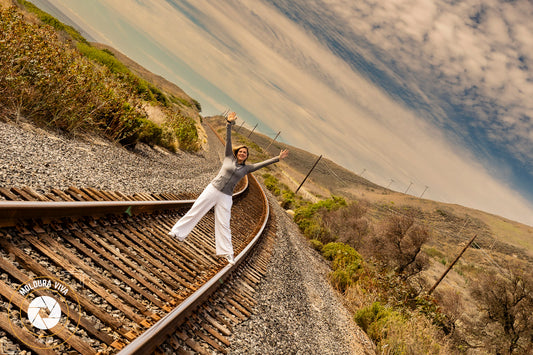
[321,159,348,186]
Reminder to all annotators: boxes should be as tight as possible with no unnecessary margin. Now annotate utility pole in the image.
[419,185,429,198]
[247,123,258,138]
[236,121,245,133]
[386,179,394,189]
[295,155,322,193]
[359,168,366,177]
[265,131,281,151]
[428,234,477,295]
[404,181,413,194]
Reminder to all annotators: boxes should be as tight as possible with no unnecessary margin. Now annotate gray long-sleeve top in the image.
[211,122,279,195]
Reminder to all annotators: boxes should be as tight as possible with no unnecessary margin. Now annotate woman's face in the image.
[237,148,248,163]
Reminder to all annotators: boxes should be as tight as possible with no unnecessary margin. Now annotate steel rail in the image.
[0,200,193,225]
[0,176,248,227]
[116,173,269,355]
[117,121,270,354]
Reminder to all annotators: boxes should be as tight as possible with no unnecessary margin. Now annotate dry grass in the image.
[0,0,13,9]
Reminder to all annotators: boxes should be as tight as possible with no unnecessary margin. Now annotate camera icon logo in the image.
[27,296,62,330]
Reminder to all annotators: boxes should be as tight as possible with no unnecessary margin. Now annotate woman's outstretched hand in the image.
[279,149,289,160]
[227,111,237,123]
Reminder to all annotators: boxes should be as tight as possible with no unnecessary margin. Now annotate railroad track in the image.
[0,166,276,354]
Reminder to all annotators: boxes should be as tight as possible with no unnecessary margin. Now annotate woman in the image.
[169,112,289,264]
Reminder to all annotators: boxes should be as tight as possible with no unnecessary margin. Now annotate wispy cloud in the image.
[320,0,533,173]
[32,0,533,226]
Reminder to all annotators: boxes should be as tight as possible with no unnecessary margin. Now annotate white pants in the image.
[170,183,233,256]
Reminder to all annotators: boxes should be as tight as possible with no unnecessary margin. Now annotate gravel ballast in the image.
[0,120,222,197]
[230,201,375,354]
[0,119,374,354]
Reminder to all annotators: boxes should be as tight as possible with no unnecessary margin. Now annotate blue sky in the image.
[30,0,533,226]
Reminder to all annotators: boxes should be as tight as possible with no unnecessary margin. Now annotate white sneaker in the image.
[168,231,185,242]
[225,254,235,265]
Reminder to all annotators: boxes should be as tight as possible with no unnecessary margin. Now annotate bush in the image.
[322,242,363,270]
[294,196,346,243]
[309,239,323,251]
[370,213,430,279]
[261,173,299,209]
[280,189,296,209]
[355,302,449,354]
[321,201,371,248]
[164,113,199,151]
[471,268,533,354]
[262,174,281,196]
[76,42,130,75]
[322,242,363,291]
[354,302,397,337]
[192,99,202,112]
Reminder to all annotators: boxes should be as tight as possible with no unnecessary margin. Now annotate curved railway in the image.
[0,124,277,354]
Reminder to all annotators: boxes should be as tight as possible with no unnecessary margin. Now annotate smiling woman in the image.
[168,112,289,263]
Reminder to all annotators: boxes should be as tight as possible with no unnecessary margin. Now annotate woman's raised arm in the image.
[225,112,237,156]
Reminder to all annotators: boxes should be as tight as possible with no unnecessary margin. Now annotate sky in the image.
[28,0,533,227]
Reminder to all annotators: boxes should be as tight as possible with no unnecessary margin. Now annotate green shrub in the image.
[260,174,299,209]
[76,42,129,75]
[304,221,331,242]
[322,242,363,270]
[322,242,364,291]
[262,174,281,196]
[294,196,346,221]
[294,196,346,242]
[355,302,449,354]
[309,239,323,251]
[355,302,406,343]
[192,99,202,112]
[280,189,296,209]
[330,263,364,292]
[355,302,389,334]
[164,114,199,151]
[138,118,163,145]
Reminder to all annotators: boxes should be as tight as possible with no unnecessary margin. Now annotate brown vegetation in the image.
[471,268,533,354]
[292,196,533,354]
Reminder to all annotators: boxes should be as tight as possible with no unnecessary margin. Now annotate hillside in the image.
[89,42,210,149]
[209,117,533,260]
[1,0,203,152]
[206,117,533,269]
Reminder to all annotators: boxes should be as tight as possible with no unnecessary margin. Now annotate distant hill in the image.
[206,116,533,269]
